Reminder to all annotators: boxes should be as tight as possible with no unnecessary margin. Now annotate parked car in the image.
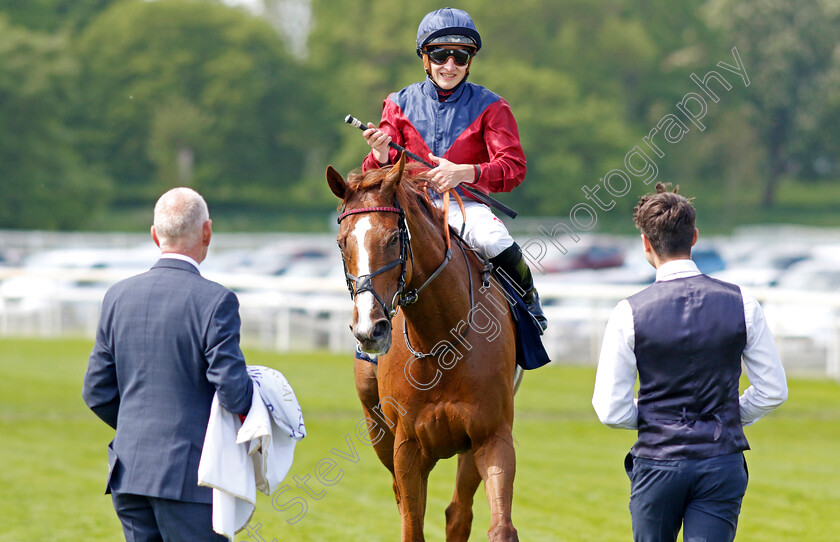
[529,239,625,274]
[762,259,840,347]
[713,244,810,288]
[691,244,726,275]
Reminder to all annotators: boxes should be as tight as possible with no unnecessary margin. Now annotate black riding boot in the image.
[490,243,548,333]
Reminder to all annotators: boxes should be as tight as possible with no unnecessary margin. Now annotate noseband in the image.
[337,203,452,322]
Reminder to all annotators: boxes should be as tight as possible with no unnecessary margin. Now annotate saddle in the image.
[491,268,552,370]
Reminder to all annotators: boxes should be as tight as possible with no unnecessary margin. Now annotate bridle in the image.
[337,203,452,322]
[338,189,493,359]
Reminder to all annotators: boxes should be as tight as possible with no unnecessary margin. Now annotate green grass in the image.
[1,338,838,541]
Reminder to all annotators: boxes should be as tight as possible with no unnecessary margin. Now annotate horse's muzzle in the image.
[354,317,392,355]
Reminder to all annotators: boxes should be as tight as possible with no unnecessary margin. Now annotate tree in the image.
[706,0,840,207]
[0,0,123,34]
[147,97,212,189]
[0,17,111,229]
[73,0,331,210]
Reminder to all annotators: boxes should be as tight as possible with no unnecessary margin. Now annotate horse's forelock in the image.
[342,165,443,226]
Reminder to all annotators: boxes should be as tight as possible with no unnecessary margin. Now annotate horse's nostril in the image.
[371,319,391,340]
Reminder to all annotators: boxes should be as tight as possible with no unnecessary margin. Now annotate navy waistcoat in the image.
[627,274,749,459]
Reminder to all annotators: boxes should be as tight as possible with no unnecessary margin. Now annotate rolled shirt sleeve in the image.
[739,289,788,425]
[592,300,639,429]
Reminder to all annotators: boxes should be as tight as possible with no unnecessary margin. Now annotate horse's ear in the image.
[326,165,347,200]
[382,152,405,194]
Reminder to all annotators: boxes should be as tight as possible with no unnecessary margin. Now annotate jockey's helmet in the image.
[416,8,482,58]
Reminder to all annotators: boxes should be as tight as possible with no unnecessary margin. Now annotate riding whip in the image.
[344,114,518,219]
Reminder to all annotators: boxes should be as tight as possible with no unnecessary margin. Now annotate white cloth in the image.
[198,365,306,541]
[592,259,788,429]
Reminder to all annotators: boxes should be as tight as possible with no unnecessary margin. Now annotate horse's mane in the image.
[343,163,445,227]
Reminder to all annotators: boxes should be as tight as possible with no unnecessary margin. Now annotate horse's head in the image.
[326,154,410,355]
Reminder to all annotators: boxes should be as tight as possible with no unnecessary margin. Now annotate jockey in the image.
[362,7,547,332]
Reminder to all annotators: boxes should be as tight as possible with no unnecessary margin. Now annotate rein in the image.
[402,235,475,359]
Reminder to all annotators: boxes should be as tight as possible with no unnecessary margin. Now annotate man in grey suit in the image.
[83,187,254,541]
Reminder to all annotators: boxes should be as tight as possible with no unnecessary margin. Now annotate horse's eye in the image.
[388,233,400,247]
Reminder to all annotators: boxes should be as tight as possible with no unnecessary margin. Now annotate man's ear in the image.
[202,220,213,246]
[151,225,161,248]
[692,228,698,247]
[641,233,652,254]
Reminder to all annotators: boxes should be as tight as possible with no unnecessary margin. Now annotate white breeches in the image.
[437,197,514,259]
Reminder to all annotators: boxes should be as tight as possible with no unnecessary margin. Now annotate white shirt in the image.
[160,252,201,271]
[592,259,788,430]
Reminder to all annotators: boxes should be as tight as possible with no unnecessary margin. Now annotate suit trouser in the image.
[625,452,749,542]
[111,491,226,542]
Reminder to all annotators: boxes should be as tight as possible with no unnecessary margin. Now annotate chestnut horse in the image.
[326,154,520,541]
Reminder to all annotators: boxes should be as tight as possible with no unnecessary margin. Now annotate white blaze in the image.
[351,217,375,335]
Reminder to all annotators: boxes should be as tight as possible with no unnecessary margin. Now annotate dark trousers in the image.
[625,452,749,542]
[111,492,227,542]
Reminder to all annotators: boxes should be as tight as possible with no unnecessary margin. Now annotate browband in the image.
[337,206,403,223]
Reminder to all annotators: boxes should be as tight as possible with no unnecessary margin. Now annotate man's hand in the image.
[427,153,476,192]
[363,122,391,165]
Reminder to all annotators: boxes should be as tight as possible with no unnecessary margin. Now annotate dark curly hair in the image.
[633,182,696,258]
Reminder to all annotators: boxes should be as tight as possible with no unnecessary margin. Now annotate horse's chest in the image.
[402,403,477,457]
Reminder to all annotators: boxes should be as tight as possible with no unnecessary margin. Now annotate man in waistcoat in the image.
[592,183,788,542]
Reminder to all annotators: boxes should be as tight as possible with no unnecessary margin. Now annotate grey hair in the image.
[153,187,209,246]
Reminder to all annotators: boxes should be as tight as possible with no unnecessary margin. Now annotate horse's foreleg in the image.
[393,435,435,542]
[445,451,482,542]
[473,428,519,542]
[354,358,400,509]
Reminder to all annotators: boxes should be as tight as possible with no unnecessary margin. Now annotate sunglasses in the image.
[425,47,474,67]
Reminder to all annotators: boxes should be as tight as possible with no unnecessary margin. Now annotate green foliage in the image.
[706,0,840,206]
[147,97,213,189]
[73,0,329,210]
[0,0,837,229]
[305,0,436,176]
[475,62,635,215]
[0,17,111,229]
[0,0,123,33]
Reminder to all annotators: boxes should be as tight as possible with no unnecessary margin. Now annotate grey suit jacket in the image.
[83,257,253,503]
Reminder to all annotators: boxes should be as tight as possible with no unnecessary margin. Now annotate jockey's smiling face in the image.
[424,46,473,90]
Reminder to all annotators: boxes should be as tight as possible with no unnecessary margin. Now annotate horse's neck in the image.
[403,210,474,333]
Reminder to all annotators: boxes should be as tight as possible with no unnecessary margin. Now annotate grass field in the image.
[1,338,838,541]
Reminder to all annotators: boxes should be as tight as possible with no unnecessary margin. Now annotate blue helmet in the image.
[416,8,482,58]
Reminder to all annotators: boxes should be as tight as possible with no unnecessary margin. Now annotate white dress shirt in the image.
[160,252,201,271]
[592,259,788,430]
